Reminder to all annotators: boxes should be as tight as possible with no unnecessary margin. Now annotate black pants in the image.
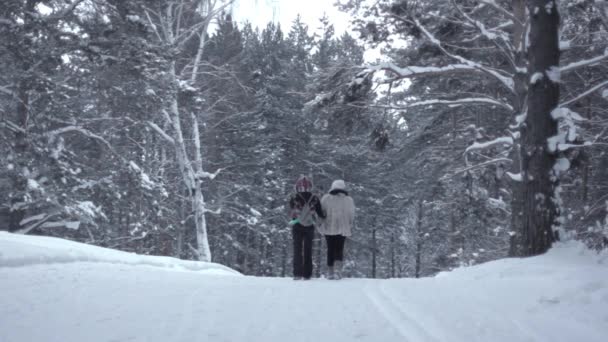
[292,225,314,278]
[325,235,346,267]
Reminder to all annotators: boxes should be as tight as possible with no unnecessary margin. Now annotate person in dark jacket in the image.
[288,175,325,280]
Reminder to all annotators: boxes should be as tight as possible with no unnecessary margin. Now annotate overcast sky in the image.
[231,0,351,35]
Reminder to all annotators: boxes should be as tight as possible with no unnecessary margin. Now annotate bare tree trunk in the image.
[176,192,186,258]
[144,1,230,262]
[390,232,395,278]
[518,0,560,256]
[371,228,377,278]
[509,0,529,256]
[281,234,287,277]
[9,1,37,233]
[415,199,424,278]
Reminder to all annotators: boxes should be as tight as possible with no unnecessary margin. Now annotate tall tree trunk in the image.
[415,199,424,278]
[390,232,395,278]
[9,1,37,233]
[518,0,560,256]
[281,234,287,277]
[371,228,377,278]
[167,91,211,261]
[509,0,529,256]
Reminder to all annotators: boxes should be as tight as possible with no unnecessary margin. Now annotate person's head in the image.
[294,175,313,193]
[329,179,346,192]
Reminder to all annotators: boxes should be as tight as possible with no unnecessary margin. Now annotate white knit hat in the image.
[329,179,346,191]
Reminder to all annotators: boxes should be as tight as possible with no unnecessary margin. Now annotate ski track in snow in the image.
[365,283,438,342]
[1,234,608,342]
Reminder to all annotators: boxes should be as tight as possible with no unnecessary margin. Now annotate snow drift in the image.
[0,231,240,275]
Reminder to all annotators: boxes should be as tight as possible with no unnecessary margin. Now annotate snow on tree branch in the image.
[40,221,81,230]
[42,0,86,23]
[147,121,175,144]
[465,136,514,153]
[196,168,222,181]
[506,172,523,182]
[204,207,222,215]
[0,84,14,96]
[16,213,57,234]
[594,0,608,30]
[1,119,26,133]
[548,108,586,152]
[462,21,514,43]
[560,48,608,73]
[451,1,515,63]
[455,158,512,174]
[144,10,164,42]
[46,126,114,152]
[479,0,520,23]
[368,62,479,79]
[413,19,515,93]
[405,97,514,112]
[560,80,608,107]
[129,161,158,191]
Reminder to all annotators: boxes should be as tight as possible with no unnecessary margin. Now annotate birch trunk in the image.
[166,63,211,262]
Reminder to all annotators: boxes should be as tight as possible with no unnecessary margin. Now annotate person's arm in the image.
[314,196,326,219]
[288,196,297,220]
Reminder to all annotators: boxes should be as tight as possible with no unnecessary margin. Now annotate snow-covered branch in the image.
[506,172,523,182]
[594,0,608,31]
[560,48,608,73]
[465,136,514,153]
[147,121,175,144]
[188,1,234,83]
[463,21,514,43]
[451,0,515,64]
[479,0,520,23]
[43,0,85,23]
[560,80,608,107]
[204,207,222,215]
[406,97,513,112]
[0,84,14,96]
[16,212,60,235]
[46,126,113,151]
[455,158,512,174]
[357,96,513,112]
[144,9,164,42]
[413,19,515,92]
[196,168,222,180]
[368,62,478,79]
[1,119,26,133]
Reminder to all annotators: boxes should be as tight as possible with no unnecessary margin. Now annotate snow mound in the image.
[0,232,240,276]
[436,240,607,279]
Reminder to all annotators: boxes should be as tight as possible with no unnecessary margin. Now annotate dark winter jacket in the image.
[289,192,325,228]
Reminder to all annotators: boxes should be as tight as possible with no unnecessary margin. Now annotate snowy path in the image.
[1,233,607,342]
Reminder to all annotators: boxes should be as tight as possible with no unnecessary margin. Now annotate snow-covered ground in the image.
[1,232,607,342]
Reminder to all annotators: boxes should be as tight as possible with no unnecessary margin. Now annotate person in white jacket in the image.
[319,179,355,280]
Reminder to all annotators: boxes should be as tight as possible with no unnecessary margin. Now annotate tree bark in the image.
[415,199,424,278]
[518,0,560,256]
[371,228,377,278]
[508,0,528,256]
